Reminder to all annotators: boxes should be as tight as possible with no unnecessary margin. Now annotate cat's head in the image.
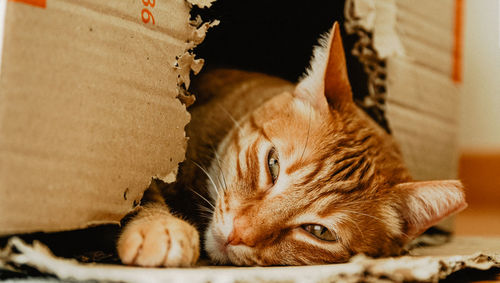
[204,22,467,266]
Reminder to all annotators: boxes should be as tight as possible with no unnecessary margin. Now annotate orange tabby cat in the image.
[117,22,467,267]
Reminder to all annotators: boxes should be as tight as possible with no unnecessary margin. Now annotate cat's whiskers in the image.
[210,144,228,192]
[195,207,215,225]
[217,104,242,131]
[192,160,222,199]
[189,186,215,210]
[198,204,215,214]
[341,205,410,238]
[336,197,384,206]
[342,215,365,241]
[196,206,215,221]
[197,207,214,219]
[212,169,224,196]
[192,199,215,225]
[338,209,385,223]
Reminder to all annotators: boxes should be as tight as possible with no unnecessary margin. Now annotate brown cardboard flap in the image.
[0,0,212,234]
[345,0,460,181]
[386,0,460,181]
[387,57,460,180]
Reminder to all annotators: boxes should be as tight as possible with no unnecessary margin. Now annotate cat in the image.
[116,22,467,267]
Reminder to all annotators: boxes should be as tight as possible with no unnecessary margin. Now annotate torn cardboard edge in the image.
[344,0,461,183]
[125,3,220,196]
[345,0,405,59]
[124,2,219,182]
[343,0,391,130]
[186,0,217,9]
[175,18,219,109]
[171,3,218,112]
[0,0,218,235]
[166,6,219,173]
[1,237,499,283]
[343,0,406,105]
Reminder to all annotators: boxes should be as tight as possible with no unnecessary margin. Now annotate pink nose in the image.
[226,216,256,247]
[226,230,242,246]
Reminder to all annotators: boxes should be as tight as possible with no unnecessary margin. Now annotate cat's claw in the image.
[117,215,200,267]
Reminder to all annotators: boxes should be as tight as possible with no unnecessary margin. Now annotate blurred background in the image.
[456,0,500,236]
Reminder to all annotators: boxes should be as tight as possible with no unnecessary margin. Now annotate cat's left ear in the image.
[295,22,353,112]
[396,180,467,240]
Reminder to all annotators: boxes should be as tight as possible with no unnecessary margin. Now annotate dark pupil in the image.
[314,225,326,235]
[269,158,277,166]
[319,227,327,235]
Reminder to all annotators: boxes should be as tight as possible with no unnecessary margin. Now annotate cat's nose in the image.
[226,230,242,246]
[226,217,257,247]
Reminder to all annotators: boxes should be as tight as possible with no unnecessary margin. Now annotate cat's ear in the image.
[396,180,467,239]
[295,22,353,112]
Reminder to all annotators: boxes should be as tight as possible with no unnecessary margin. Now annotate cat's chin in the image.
[204,223,231,264]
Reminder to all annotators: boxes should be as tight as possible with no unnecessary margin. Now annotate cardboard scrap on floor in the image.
[1,236,499,283]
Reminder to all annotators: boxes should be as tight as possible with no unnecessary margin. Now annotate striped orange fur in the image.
[117,22,467,267]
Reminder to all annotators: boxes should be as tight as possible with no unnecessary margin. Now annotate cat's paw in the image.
[117,215,200,267]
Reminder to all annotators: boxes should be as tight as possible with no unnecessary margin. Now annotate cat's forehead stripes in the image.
[205,81,415,266]
[233,137,244,180]
[196,20,466,266]
[249,114,272,142]
[245,138,261,190]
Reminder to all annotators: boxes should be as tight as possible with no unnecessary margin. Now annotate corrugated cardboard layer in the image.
[387,105,459,180]
[386,58,459,123]
[349,0,460,180]
[386,57,460,180]
[386,0,459,180]
[0,0,209,234]
[1,237,499,283]
[395,0,455,76]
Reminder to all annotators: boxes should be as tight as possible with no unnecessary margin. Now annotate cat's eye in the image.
[302,224,338,242]
[267,148,279,183]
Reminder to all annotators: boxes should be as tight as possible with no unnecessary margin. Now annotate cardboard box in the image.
[343,0,463,233]
[2,1,499,282]
[345,0,461,181]
[0,0,213,235]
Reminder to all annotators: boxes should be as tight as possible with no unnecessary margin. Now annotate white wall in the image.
[459,0,500,150]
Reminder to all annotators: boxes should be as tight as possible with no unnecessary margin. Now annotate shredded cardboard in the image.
[345,0,405,58]
[344,0,389,130]
[1,237,499,283]
[175,18,218,107]
[175,52,206,107]
[386,0,460,181]
[190,19,220,47]
[186,0,216,9]
[344,0,461,181]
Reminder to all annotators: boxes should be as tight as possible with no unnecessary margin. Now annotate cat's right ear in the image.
[295,22,353,113]
[395,180,467,240]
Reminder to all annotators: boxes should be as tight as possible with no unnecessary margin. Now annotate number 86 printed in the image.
[141,0,155,25]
